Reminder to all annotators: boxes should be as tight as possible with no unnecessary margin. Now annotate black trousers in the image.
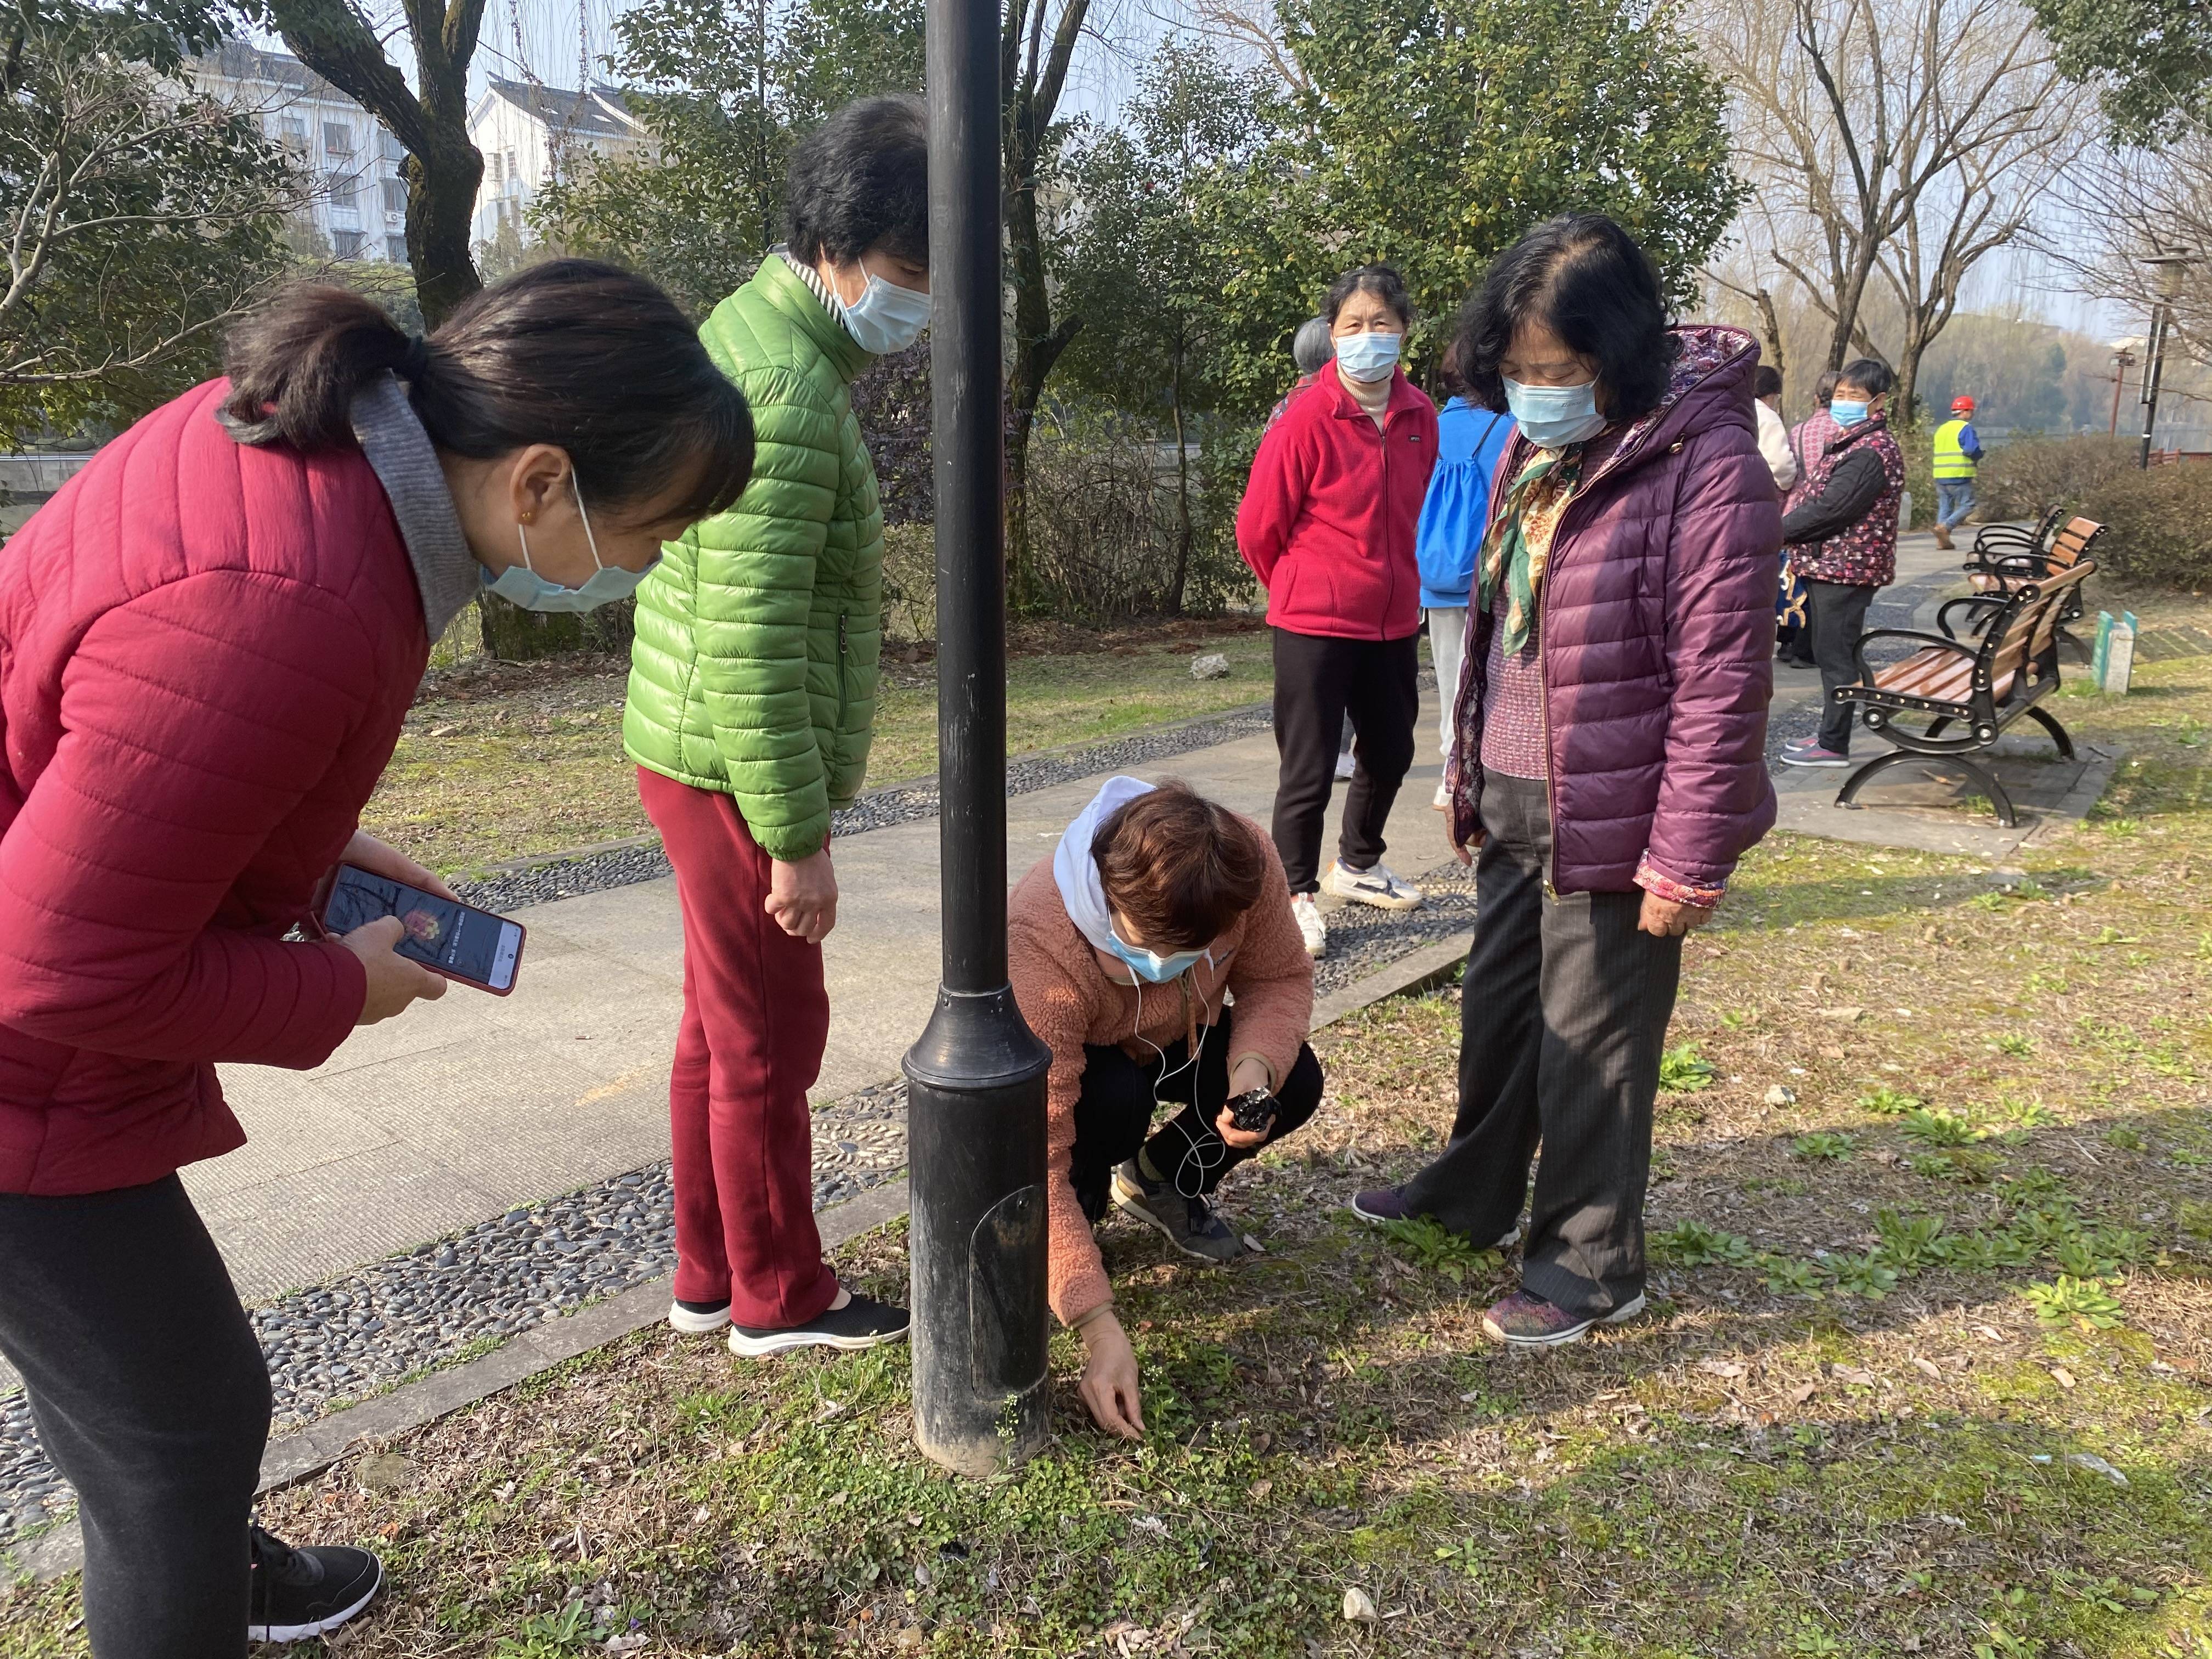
[1270,628,1421,893]
[1805,580,1876,752]
[0,1176,270,1658]
[1400,774,1682,1319]
[1067,1005,1324,1221]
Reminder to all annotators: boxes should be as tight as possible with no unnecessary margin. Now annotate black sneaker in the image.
[1111,1158,1249,1263]
[247,1525,383,1643]
[727,1291,910,1358]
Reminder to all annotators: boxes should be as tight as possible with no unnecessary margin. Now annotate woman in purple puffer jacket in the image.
[1351,215,1781,1346]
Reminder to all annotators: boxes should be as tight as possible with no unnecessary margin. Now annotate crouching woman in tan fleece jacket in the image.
[1009,777,1323,1438]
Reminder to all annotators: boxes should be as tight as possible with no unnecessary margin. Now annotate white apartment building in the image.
[470,80,650,247]
[191,42,411,266]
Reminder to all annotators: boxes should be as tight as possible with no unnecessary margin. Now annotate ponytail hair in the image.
[223,259,754,522]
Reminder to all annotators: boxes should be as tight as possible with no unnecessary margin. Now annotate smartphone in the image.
[318,864,526,995]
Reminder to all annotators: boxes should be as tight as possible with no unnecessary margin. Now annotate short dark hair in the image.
[223,259,754,523]
[1093,782,1268,951]
[1837,357,1895,399]
[1454,213,1678,424]
[1753,364,1784,400]
[1291,316,1333,375]
[1325,263,1412,328]
[787,95,929,268]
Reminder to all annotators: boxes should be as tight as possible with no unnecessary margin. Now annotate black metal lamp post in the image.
[901,0,1054,1476]
[2138,252,2198,469]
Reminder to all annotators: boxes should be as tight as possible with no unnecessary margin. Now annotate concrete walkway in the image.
[165,530,1967,1305]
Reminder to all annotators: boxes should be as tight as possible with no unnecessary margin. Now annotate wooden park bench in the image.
[1961,513,2105,662]
[1830,559,2096,828]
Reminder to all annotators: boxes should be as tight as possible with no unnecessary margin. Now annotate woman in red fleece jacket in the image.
[1236,263,1438,962]
[0,266,751,1653]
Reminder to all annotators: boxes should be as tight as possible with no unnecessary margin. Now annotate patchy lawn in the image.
[7,595,2211,1656]
[364,620,1277,878]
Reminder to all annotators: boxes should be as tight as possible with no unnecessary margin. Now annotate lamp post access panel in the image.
[901,0,1054,1477]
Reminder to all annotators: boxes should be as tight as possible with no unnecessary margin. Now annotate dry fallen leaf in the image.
[1248,1479,1273,1501]
[1788,1382,1820,1404]
[1342,1588,1379,1623]
[1831,1365,1879,1386]
[1910,1356,1943,1380]
[1814,1006,1864,1023]
[1697,1358,1747,1379]
[2050,1365,2077,1390]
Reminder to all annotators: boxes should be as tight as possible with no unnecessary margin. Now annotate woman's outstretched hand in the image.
[1078,1311,1144,1440]
[1636,891,1716,938]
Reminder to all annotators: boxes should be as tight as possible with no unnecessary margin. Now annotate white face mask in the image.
[839,267,932,355]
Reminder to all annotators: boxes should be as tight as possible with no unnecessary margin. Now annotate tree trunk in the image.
[270,0,488,326]
[1169,341,1191,616]
[1000,0,1088,612]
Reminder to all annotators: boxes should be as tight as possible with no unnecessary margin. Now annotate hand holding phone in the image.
[318,864,527,997]
[340,916,448,1024]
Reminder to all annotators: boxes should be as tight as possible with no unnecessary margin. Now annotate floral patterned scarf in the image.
[1476,444,1587,658]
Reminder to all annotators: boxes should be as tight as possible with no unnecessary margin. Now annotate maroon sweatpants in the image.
[639,767,839,1330]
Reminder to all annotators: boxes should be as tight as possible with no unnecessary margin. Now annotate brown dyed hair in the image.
[1092,781,1268,951]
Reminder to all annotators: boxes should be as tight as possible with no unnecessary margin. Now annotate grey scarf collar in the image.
[348,373,478,638]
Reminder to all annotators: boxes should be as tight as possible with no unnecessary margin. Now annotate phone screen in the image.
[322,867,524,992]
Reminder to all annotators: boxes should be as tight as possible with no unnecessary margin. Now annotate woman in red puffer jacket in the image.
[1235,263,1439,962]
[0,264,751,1653]
[1348,215,1780,1351]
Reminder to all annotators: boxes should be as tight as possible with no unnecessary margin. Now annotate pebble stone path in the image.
[0,692,1475,1545]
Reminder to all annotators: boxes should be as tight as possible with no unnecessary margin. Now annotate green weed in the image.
[1658,1044,1718,1093]
[1788,1132,1855,1161]
[2021,1275,2128,1330]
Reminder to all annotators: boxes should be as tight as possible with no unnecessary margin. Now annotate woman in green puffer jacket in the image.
[623,95,928,1357]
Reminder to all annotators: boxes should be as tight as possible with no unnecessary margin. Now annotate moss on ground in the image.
[5,594,2210,1655]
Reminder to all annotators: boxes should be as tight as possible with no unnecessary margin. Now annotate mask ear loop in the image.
[515,519,535,573]
[570,469,605,573]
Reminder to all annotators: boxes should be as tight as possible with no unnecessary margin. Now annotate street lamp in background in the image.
[901,0,1054,1476]
[2107,346,2135,436]
[2137,252,2199,468]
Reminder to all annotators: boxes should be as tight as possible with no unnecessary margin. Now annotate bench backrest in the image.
[1984,560,2096,693]
[2046,517,2106,571]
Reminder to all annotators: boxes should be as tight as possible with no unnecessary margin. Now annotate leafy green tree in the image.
[532,0,923,318]
[1198,0,1745,415]
[1,0,299,439]
[1057,44,1275,611]
[2029,0,2212,141]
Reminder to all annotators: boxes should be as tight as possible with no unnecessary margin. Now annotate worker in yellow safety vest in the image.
[1931,394,1984,550]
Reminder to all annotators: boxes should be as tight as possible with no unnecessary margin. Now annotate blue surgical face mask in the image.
[840,267,932,355]
[1503,376,1606,449]
[1830,398,1870,427]
[480,472,653,613]
[1334,330,1402,383]
[1105,928,1210,985]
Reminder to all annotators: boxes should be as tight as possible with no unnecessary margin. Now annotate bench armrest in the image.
[1936,593,2005,640]
[1848,627,1975,693]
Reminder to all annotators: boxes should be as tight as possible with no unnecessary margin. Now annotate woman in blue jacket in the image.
[1415,345,1517,805]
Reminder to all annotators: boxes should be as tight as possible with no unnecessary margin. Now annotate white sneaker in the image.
[1323,860,1424,911]
[1334,749,1357,782]
[1290,892,1327,958]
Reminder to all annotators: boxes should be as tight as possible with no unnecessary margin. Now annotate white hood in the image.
[1051,776,1156,955]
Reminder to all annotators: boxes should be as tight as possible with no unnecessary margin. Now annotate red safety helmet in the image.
[1951,395,1976,415]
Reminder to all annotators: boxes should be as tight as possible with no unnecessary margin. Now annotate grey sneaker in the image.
[1323,860,1424,911]
[1111,1158,1250,1263]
